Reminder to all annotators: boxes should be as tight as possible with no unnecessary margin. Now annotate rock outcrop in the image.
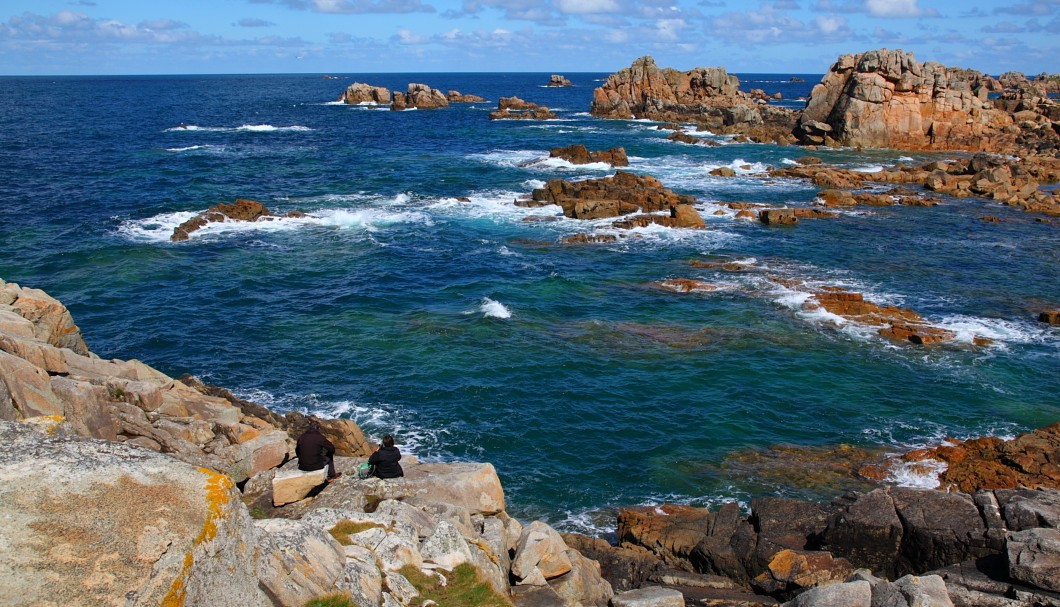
[0,278,615,607]
[171,199,307,242]
[549,144,629,167]
[548,74,572,87]
[794,48,1017,151]
[591,486,1060,605]
[446,90,486,103]
[337,82,391,105]
[489,96,557,120]
[520,171,705,233]
[0,420,269,606]
[391,83,449,110]
[590,56,798,143]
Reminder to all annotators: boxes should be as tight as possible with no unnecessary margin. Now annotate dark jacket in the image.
[296,429,335,472]
[368,445,403,478]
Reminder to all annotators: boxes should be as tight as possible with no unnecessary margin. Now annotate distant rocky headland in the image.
[590,49,1059,158]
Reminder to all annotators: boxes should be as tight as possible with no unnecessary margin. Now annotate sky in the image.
[0,0,1057,75]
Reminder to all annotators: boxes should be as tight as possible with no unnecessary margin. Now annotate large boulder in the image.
[795,48,1016,152]
[822,489,904,578]
[391,83,449,110]
[1007,528,1060,592]
[513,521,574,582]
[2,280,89,355]
[0,420,267,606]
[255,517,348,607]
[339,82,391,105]
[529,171,697,220]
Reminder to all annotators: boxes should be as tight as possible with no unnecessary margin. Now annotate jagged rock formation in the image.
[337,82,391,105]
[391,83,449,111]
[171,199,306,242]
[549,144,629,167]
[519,172,704,233]
[572,486,1060,606]
[768,153,1060,217]
[0,278,615,607]
[795,49,1018,152]
[548,74,572,87]
[590,56,798,143]
[489,96,557,120]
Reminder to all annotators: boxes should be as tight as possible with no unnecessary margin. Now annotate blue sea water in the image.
[1,73,1058,533]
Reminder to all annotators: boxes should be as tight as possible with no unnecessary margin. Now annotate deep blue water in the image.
[1,73,1058,533]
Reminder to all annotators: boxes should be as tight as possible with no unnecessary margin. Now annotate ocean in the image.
[1,72,1057,535]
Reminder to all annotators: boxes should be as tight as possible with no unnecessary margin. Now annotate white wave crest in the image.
[164,124,312,133]
[479,297,512,319]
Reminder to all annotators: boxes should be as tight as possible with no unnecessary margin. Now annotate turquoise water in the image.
[1,73,1057,533]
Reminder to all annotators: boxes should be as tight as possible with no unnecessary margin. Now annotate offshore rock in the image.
[549,144,629,167]
[338,82,391,105]
[447,89,486,102]
[489,96,557,120]
[171,199,306,242]
[795,48,1016,151]
[548,74,572,87]
[529,171,698,222]
[591,56,798,143]
[391,82,449,110]
[0,421,267,607]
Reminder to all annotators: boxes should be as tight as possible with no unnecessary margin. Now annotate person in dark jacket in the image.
[296,420,340,480]
[368,434,403,479]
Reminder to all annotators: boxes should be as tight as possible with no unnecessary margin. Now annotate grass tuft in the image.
[303,593,355,607]
[399,563,512,607]
[328,519,385,545]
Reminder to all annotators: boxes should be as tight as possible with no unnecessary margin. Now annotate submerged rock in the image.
[171,199,306,242]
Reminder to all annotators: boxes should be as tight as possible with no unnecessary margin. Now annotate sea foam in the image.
[479,297,512,319]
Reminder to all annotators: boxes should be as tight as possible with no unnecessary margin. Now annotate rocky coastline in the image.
[2,276,1058,607]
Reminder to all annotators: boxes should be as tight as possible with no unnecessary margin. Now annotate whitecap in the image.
[885,459,946,489]
[235,124,312,132]
[851,165,885,173]
[479,297,512,319]
[165,145,211,152]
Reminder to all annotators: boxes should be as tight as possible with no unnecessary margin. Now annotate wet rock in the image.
[489,96,557,120]
[760,209,798,225]
[1040,310,1060,325]
[530,172,696,222]
[549,144,629,167]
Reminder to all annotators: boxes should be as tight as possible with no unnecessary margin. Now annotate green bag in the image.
[357,462,374,479]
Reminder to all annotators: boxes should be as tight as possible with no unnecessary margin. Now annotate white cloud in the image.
[866,0,922,17]
[815,14,843,33]
[555,0,620,14]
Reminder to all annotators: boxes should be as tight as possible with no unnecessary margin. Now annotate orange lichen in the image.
[160,469,235,607]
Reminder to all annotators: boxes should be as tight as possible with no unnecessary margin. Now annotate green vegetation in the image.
[303,594,355,607]
[364,494,382,513]
[328,519,385,545]
[248,507,269,520]
[399,563,513,607]
[108,386,126,401]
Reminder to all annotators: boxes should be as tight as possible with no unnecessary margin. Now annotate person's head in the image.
[306,420,320,432]
[382,434,395,448]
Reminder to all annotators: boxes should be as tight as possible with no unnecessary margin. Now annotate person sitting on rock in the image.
[296,420,341,481]
[367,434,403,479]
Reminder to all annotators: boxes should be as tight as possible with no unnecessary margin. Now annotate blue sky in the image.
[1,0,1057,75]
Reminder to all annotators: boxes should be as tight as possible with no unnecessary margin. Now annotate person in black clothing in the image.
[296,420,341,481]
[368,434,403,479]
